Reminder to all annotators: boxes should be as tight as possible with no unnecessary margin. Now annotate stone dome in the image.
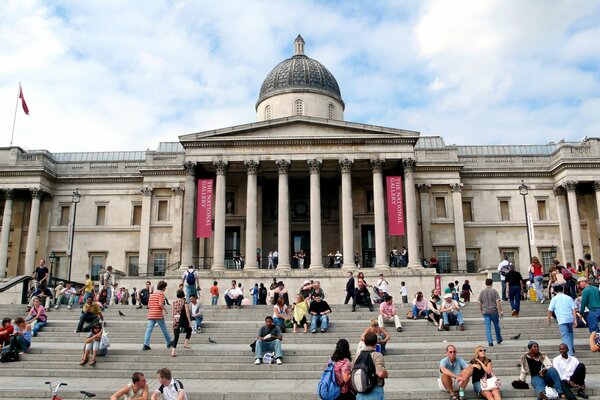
[256,35,344,110]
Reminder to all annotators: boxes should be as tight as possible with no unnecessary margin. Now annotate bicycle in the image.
[46,381,96,400]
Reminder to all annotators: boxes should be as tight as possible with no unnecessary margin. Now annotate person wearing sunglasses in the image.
[438,345,473,400]
[470,346,502,399]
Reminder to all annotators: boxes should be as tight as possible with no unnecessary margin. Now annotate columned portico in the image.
[554,187,574,263]
[418,184,432,258]
[595,182,600,251]
[139,187,152,275]
[402,159,422,269]
[244,160,259,270]
[564,180,583,260]
[212,161,228,270]
[340,159,355,270]
[181,162,196,267]
[0,189,14,277]
[308,159,323,269]
[24,188,43,275]
[171,187,184,267]
[370,159,388,270]
[450,183,466,271]
[276,160,291,269]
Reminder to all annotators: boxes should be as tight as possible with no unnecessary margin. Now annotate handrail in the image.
[0,275,32,293]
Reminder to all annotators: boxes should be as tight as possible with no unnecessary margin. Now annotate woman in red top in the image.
[210,281,219,306]
[530,256,545,303]
[330,338,355,399]
[142,280,172,351]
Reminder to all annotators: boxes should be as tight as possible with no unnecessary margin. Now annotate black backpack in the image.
[185,271,196,286]
[0,350,19,363]
[259,286,267,298]
[351,350,378,393]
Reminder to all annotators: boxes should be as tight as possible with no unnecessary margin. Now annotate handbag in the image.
[480,373,500,391]
[100,323,110,350]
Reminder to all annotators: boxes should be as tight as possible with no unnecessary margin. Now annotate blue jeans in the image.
[310,315,329,332]
[357,385,384,400]
[412,305,428,319]
[500,280,507,301]
[533,275,544,301]
[185,285,197,303]
[31,321,47,336]
[483,313,503,344]
[531,367,563,395]
[558,322,575,356]
[7,335,30,353]
[587,308,600,333]
[509,285,521,313]
[211,296,218,306]
[443,311,464,326]
[255,339,283,359]
[273,317,286,332]
[143,319,172,347]
[82,291,94,304]
[192,315,203,331]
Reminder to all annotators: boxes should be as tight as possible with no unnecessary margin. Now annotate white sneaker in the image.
[67,305,72,310]
[54,305,59,309]
[254,359,261,365]
[276,358,282,365]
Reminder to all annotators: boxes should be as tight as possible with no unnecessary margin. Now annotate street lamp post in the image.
[48,251,56,286]
[67,189,80,282]
[518,180,533,265]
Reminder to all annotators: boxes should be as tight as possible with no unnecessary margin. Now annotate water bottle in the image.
[375,344,381,353]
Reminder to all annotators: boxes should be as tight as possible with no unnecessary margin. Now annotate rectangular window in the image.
[500,200,510,221]
[51,254,68,280]
[132,205,142,226]
[153,252,168,276]
[127,254,139,276]
[462,200,473,222]
[96,205,106,226]
[435,197,447,218]
[501,251,516,266]
[541,250,553,271]
[466,251,479,273]
[437,250,451,273]
[157,200,169,221]
[90,254,105,281]
[59,205,70,226]
[537,200,547,221]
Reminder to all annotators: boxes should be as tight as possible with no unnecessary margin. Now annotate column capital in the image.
[450,183,463,193]
[3,188,14,199]
[213,161,229,175]
[183,161,196,176]
[417,183,431,193]
[244,160,259,175]
[307,159,322,174]
[553,186,566,196]
[141,187,153,197]
[594,181,600,192]
[29,188,44,199]
[563,180,578,192]
[275,159,290,174]
[171,187,184,196]
[402,158,416,172]
[339,158,353,174]
[369,159,385,173]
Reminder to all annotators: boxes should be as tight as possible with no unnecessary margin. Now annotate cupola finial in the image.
[294,34,305,55]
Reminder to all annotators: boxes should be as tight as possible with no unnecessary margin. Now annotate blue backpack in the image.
[318,361,341,400]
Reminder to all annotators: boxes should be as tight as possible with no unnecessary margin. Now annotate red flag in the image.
[19,85,29,115]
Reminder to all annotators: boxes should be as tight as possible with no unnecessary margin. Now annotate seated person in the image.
[0,318,14,350]
[378,295,403,332]
[412,291,429,320]
[55,282,78,309]
[517,341,565,400]
[76,296,104,333]
[290,294,309,333]
[254,316,283,365]
[110,372,149,400]
[224,280,243,308]
[470,345,501,400]
[428,295,444,331]
[357,319,390,355]
[25,296,47,337]
[353,279,373,312]
[1,317,31,354]
[440,293,465,331]
[438,344,473,400]
[310,281,325,300]
[309,293,331,333]
[273,298,291,333]
[189,294,203,333]
[28,284,53,309]
[553,342,588,399]
[80,322,106,366]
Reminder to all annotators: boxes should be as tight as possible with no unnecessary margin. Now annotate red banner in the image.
[386,176,405,236]
[196,179,213,238]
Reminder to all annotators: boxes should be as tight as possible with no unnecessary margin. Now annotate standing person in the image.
[210,281,219,306]
[578,277,600,334]
[438,345,473,400]
[181,266,199,304]
[171,290,191,357]
[31,259,48,289]
[328,251,335,268]
[478,278,503,347]
[530,256,545,303]
[136,281,153,309]
[517,341,564,400]
[110,372,149,400]
[353,332,388,399]
[258,283,268,305]
[142,280,172,351]
[251,283,259,305]
[344,271,355,305]
[82,274,95,305]
[375,274,389,298]
[330,339,355,400]
[102,266,114,307]
[354,252,360,269]
[298,249,306,269]
[505,265,525,317]
[267,251,274,269]
[461,280,473,303]
[584,254,597,282]
[152,368,187,400]
[399,281,408,308]
[497,256,510,301]
[553,343,589,399]
[272,249,279,268]
[547,285,577,356]
[400,246,408,267]
[334,250,342,268]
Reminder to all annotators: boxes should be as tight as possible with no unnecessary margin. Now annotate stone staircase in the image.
[1,301,600,399]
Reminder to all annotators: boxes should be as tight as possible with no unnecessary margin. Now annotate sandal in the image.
[79,359,87,366]
[87,359,96,366]
[450,396,458,400]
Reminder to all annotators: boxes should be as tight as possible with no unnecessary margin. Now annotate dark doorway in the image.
[361,225,375,268]
[225,226,241,268]
[291,231,310,268]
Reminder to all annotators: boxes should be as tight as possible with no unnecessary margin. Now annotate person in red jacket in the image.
[0,318,14,349]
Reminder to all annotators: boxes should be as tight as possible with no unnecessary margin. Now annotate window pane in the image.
[502,251,516,266]
[466,251,478,273]
[435,197,446,218]
[128,255,139,276]
[541,251,553,271]
[438,250,451,272]
[90,255,104,281]
[153,252,167,276]
[462,201,472,222]
[60,206,70,226]
[295,99,303,116]
[157,200,168,221]
[537,200,547,220]
[265,105,271,120]
[500,201,510,221]
[328,104,334,119]
[132,205,142,226]
[96,206,106,226]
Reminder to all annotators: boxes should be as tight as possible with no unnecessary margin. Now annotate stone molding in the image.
[30,188,44,199]
[183,161,196,176]
[563,180,578,192]
[213,161,229,175]
[553,186,566,196]
[307,159,322,174]
[3,188,14,199]
[171,187,184,196]
[275,159,290,175]
[244,160,259,175]
[140,187,153,197]
[417,184,431,193]
[369,159,385,173]
[339,158,353,174]
[402,158,416,172]
[594,181,600,192]
[450,183,463,193]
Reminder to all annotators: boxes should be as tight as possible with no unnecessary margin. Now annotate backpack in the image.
[185,270,196,286]
[500,263,512,276]
[0,350,19,363]
[562,268,573,280]
[351,350,378,394]
[260,286,267,298]
[317,361,341,400]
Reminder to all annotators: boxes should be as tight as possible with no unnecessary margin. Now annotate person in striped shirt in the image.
[142,280,172,351]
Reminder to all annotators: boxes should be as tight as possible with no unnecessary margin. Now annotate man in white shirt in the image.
[224,280,243,308]
[552,343,588,399]
[497,256,510,301]
[152,368,187,400]
[272,250,279,268]
[376,274,389,298]
[55,282,77,310]
[181,266,199,303]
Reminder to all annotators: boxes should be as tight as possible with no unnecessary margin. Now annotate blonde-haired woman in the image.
[356,319,390,355]
[470,346,501,399]
[530,256,545,303]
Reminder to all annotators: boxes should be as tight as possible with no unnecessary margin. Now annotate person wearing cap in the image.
[517,341,565,400]
[553,343,589,399]
[578,276,600,334]
[309,292,331,333]
[440,293,465,331]
[378,295,403,332]
[547,285,577,356]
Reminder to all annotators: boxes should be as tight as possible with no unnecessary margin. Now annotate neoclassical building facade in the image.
[1,36,599,281]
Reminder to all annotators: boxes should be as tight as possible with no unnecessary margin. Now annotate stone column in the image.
[595,182,600,256]
[171,187,184,268]
[24,188,43,275]
[308,159,323,269]
[564,181,584,260]
[418,184,433,258]
[212,161,228,270]
[403,159,422,269]
[450,183,467,272]
[554,187,574,264]
[340,159,355,270]
[138,187,153,275]
[181,162,196,268]
[0,189,14,277]
[371,159,388,270]
[244,160,259,270]
[276,160,291,269]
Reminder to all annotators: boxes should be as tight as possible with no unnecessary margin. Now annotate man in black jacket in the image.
[344,271,355,304]
[505,265,524,317]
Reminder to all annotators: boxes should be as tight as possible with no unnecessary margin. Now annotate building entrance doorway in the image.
[361,225,375,268]
[225,226,241,269]
[291,231,310,268]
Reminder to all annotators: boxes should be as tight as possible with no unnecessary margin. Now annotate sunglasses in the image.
[479,349,486,352]
[448,351,456,354]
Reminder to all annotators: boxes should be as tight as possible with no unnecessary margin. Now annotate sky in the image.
[1,0,599,153]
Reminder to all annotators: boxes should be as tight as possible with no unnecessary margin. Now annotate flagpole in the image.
[9,82,20,147]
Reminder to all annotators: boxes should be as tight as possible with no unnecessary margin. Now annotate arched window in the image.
[265,105,271,120]
[295,99,304,116]
[328,104,335,119]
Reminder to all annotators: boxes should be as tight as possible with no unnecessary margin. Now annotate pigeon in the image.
[510,333,521,340]
[208,337,217,344]
[118,310,126,317]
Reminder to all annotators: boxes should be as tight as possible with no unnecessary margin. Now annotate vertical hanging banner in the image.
[386,176,405,236]
[196,179,213,238]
